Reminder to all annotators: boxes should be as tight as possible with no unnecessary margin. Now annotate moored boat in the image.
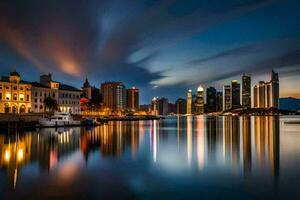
[38,112,81,127]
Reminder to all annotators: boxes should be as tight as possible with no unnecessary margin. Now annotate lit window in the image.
[19,94,24,101]
[13,94,17,100]
[5,93,10,100]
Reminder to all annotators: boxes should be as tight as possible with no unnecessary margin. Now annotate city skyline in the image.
[0,0,300,103]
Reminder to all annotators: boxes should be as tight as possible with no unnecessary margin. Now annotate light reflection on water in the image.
[0,116,300,199]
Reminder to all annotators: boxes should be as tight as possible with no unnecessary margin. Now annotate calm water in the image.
[1,116,300,199]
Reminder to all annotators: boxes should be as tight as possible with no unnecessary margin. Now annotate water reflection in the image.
[0,116,298,198]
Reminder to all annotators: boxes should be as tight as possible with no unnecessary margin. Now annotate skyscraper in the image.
[158,97,169,115]
[175,98,186,114]
[194,85,204,115]
[101,82,126,111]
[206,86,217,113]
[186,89,193,115]
[242,74,251,108]
[223,85,231,111]
[126,87,139,111]
[231,80,241,109]
[216,91,223,111]
[151,97,158,115]
[253,70,279,109]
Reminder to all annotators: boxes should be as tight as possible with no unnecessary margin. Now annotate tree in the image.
[44,97,58,114]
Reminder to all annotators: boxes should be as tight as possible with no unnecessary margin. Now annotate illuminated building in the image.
[32,74,81,114]
[101,82,126,111]
[0,71,31,113]
[194,85,204,115]
[151,97,158,115]
[223,85,231,111]
[126,87,139,111]
[231,80,241,109]
[186,89,193,115]
[242,74,251,108]
[175,98,186,114]
[206,86,217,113]
[216,91,223,111]
[253,70,279,108]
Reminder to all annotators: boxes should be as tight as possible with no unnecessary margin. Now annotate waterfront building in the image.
[223,85,231,111]
[216,91,223,111]
[82,78,101,104]
[151,97,158,115]
[206,86,217,113]
[253,70,279,109]
[231,80,241,109]
[242,74,251,108]
[158,97,169,115]
[186,89,193,115]
[175,98,186,114]
[0,71,31,113]
[126,87,139,111]
[32,74,81,114]
[194,85,204,115]
[101,82,126,111]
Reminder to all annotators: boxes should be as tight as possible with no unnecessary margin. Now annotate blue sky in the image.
[0,0,300,103]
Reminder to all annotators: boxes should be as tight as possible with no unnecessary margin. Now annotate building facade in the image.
[216,91,223,111]
[231,80,241,109]
[186,89,193,115]
[242,74,251,108]
[253,70,279,109]
[175,98,186,114]
[0,71,31,113]
[194,85,204,115]
[223,85,231,111]
[101,82,126,111]
[82,78,101,104]
[151,97,158,115]
[158,97,168,115]
[126,87,139,111]
[206,86,217,113]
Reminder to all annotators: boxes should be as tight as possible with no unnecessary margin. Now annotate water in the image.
[1,116,300,199]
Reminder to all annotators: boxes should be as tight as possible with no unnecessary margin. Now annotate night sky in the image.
[0,0,300,103]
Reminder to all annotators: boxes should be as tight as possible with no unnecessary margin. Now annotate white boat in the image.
[38,112,81,127]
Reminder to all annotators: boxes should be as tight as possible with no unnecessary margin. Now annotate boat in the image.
[38,112,81,127]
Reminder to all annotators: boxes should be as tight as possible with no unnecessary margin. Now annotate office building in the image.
[158,97,168,115]
[101,82,126,111]
[242,74,251,108]
[175,98,186,114]
[186,89,193,115]
[194,85,204,115]
[126,87,139,111]
[216,91,223,111]
[253,70,279,109]
[151,97,158,115]
[0,71,31,113]
[223,85,231,111]
[231,80,241,109]
[206,86,217,113]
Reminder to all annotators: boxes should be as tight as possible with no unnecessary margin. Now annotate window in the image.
[53,93,55,98]
[34,98,37,103]
[0,93,2,99]
[40,92,42,96]
[26,95,29,101]
[40,105,43,109]
[6,86,9,90]
[19,94,24,101]
[20,87,23,90]
[44,93,47,97]
[13,86,17,90]
[69,94,71,98]
[13,94,17,100]
[35,105,37,108]
[5,93,10,100]
[0,85,2,89]
[35,92,37,97]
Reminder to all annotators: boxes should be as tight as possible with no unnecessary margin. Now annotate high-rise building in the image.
[175,98,186,114]
[186,89,193,115]
[253,70,279,109]
[242,74,251,108]
[126,87,139,111]
[216,91,223,111]
[101,82,126,111]
[223,85,231,111]
[151,97,158,115]
[231,80,241,109]
[194,85,204,115]
[206,86,217,113]
[158,97,168,115]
